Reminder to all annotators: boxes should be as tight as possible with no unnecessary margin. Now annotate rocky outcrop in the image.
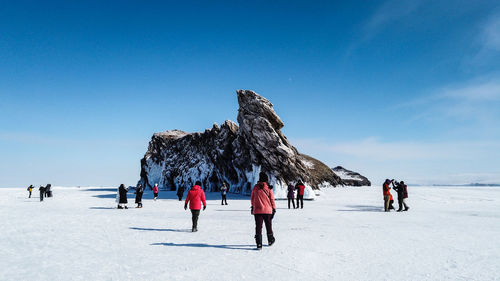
[332,166,371,186]
[139,90,344,199]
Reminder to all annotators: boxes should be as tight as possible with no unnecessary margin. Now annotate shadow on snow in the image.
[337,205,383,212]
[151,242,255,251]
[130,227,192,233]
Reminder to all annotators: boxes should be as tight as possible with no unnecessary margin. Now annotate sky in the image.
[1,0,500,187]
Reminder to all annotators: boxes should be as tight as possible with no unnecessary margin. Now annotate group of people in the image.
[28,184,52,201]
[382,179,409,212]
[286,181,306,209]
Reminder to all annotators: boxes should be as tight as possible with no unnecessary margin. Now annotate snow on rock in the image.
[139,90,344,199]
[332,166,371,186]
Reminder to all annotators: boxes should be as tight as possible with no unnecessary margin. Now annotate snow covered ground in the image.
[1,185,499,281]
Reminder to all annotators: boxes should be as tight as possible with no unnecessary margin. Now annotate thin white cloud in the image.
[481,14,500,51]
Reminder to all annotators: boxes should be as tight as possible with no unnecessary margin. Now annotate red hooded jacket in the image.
[251,182,276,214]
[296,184,306,196]
[185,185,206,210]
[383,183,391,196]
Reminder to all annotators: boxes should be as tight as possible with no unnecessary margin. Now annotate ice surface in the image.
[1,186,499,280]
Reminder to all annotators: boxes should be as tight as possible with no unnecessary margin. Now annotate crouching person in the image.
[184,181,206,232]
[251,172,276,250]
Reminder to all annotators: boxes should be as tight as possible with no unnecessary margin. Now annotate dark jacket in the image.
[135,186,144,203]
[118,185,128,204]
[176,186,185,196]
[287,184,295,199]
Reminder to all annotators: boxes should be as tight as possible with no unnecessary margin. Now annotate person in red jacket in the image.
[382,179,393,212]
[251,172,276,250]
[153,183,159,201]
[295,181,306,209]
[184,181,207,232]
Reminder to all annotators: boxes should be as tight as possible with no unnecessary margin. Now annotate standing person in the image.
[135,184,144,208]
[176,186,185,201]
[184,181,207,232]
[287,183,295,209]
[251,172,276,250]
[117,184,128,209]
[383,179,393,212]
[153,183,159,201]
[45,184,52,198]
[393,181,406,212]
[400,181,409,211]
[220,182,228,205]
[27,185,34,198]
[295,181,306,209]
[39,185,45,202]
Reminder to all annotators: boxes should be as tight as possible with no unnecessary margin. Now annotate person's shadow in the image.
[151,242,255,251]
[130,227,191,233]
[337,205,382,212]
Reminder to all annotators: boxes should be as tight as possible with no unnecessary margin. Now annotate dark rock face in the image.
[332,166,371,186]
[139,90,344,198]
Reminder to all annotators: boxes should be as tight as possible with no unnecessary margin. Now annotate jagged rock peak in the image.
[139,89,346,199]
[332,166,371,186]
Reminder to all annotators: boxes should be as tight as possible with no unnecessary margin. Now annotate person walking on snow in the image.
[295,181,306,209]
[383,179,393,212]
[153,183,159,201]
[27,185,34,198]
[135,184,144,208]
[287,183,296,209]
[117,184,128,209]
[39,185,45,202]
[393,181,409,211]
[184,181,207,232]
[176,186,185,201]
[220,182,228,205]
[251,172,276,250]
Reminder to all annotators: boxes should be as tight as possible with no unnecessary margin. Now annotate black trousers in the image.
[296,195,304,208]
[191,210,200,229]
[254,214,273,236]
[29,191,32,198]
[221,194,227,205]
[177,195,182,201]
[39,192,44,201]
[288,198,295,209]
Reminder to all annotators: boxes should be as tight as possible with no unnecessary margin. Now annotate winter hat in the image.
[258,172,268,183]
[195,180,202,186]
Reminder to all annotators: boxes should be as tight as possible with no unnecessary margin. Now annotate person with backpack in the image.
[295,181,306,209]
[220,182,228,205]
[287,183,295,209]
[383,179,393,212]
[39,185,45,202]
[135,184,144,208]
[251,172,276,250]
[184,181,206,232]
[117,184,128,209]
[45,184,52,198]
[27,185,34,198]
[176,186,185,201]
[153,183,159,201]
[393,181,409,211]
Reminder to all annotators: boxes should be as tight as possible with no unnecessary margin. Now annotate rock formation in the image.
[332,166,371,186]
[139,90,363,198]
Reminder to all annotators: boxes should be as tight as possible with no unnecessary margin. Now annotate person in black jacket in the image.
[176,186,185,201]
[117,184,128,209]
[39,185,45,202]
[135,184,144,208]
[392,181,409,212]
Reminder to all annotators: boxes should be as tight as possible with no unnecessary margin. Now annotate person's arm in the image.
[270,189,276,210]
[202,191,207,210]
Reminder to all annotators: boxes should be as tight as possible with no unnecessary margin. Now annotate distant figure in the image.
[287,183,295,209]
[117,184,128,209]
[135,184,144,208]
[383,179,393,212]
[251,172,276,250]
[45,184,52,198]
[184,181,207,232]
[295,181,306,209]
[153,183,159,201]
[39,185,45,202]
[27,185,34,198]
[220,182,228,205]
[176,186,185,201]
[393,181,409,211]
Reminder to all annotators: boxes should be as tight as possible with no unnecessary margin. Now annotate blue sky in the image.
[1,0,500,187]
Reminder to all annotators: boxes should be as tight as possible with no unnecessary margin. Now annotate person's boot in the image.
[124,206,128,209]
[404,206,409,211]
[267,234,275,246]
[118,205,123,209]
[255,235,262,250]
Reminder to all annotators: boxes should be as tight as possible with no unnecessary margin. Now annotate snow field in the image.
[0,186,499,281]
